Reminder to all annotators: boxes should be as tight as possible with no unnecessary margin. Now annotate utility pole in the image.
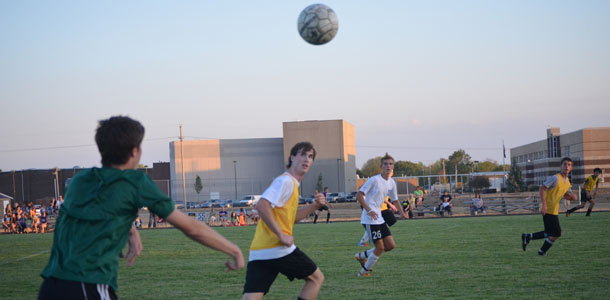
[53,168,60,200]
[502,140,507,191]
[179,125,187,211]
[455,165,458,193]
[233,160,237,200]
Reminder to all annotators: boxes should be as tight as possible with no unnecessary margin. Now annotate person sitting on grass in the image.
[18,214,27,234]
[3,213,11,233]
[39,211,48,233]
[10,213,18,234]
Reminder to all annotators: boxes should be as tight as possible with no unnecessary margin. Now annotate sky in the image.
[1,0,609,171]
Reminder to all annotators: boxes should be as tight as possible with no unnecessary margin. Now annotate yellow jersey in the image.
[582,175,599,192]
[381,196,389,210]
[249,174,299,260]
[544,173,572,215]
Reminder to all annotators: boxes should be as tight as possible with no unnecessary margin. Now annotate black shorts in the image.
[543,214,562,238]
[580,189,592,202]
[318,205,329,211]
[381,209,397,227]
[243,248,317,295]
[38,277,118,300]
[363,223,392,243]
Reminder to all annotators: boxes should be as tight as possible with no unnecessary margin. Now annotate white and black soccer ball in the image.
[297,4,339,45]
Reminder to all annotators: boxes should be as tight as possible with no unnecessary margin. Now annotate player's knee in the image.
[308,269,324,285]
[384,243,395,252]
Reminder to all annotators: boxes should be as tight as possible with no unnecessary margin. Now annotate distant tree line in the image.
[357,149,508,188]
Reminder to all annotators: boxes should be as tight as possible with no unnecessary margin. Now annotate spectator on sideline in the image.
[439,191,453,216]
[471,193,485,216]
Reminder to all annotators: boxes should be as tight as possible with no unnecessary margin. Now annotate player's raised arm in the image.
[165,210,244,271]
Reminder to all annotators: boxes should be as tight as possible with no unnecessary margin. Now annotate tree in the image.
[477,160,500,172]
[506,164,526,193]
[316,173,324,192]
[447,149,472,174]
[469,176,491,192]
[360,156,382,177]
[194,175,203,195]
[394,161,423,177]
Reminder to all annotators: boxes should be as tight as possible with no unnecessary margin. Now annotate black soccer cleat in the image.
[565,210,570,217]
[521,233,530,251]
[538,250,547,256]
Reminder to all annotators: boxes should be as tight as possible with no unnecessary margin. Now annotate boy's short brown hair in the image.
[380,153,394,165]
[95,116,145,167]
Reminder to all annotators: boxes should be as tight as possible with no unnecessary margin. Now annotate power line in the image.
[0,137,503,153]
[0,137,175,153]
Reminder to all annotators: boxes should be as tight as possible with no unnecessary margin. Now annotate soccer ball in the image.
[297,4,339,45]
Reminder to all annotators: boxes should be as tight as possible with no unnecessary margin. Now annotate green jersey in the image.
[41,167,175,291]
[414,190,424,197]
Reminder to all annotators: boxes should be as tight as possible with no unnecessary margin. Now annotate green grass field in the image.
[2,213,609,299]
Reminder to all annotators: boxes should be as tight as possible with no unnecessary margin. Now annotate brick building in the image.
[510,127,609,187]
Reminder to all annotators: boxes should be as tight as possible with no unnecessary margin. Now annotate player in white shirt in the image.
[354,153,406,277]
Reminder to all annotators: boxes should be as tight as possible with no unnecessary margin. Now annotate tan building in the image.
[169,120,357,203]
[510,127,609,187]
[169,138,285,203]
[283,120,357,196]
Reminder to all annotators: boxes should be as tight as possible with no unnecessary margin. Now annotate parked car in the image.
[200,201,212,208]
[345,191,358,202]
[326,192,347,203]
[238,195,262,207]
[298,195,315,204]
[212,200,230,208]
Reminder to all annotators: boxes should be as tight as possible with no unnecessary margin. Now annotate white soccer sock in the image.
[366,248,375,258]
[361,253,379,273]
[359,231,369,244]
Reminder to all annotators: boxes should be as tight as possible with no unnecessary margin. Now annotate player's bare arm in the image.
[124,226,142,267]
[539,185,548,215]
[392,200,406,218]
[385,199,397,212]
[165,210,245,271]
[356,191,378,220]
[255,199,294,247]
[296,191,327,222]
[564,191,577,201]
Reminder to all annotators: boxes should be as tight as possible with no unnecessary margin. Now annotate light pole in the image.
[233,160,237,200]
[179,125,187,211]
[428,165,431,189]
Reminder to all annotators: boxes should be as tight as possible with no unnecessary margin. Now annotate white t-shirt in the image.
[359,174,398,225]
[249,172,298,261]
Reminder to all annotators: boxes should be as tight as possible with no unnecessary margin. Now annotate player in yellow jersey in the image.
[242,142,327,300]
[566,168,602,217]
[522,157,577,256]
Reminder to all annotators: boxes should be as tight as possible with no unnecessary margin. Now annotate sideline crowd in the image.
[2,197,62,234]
